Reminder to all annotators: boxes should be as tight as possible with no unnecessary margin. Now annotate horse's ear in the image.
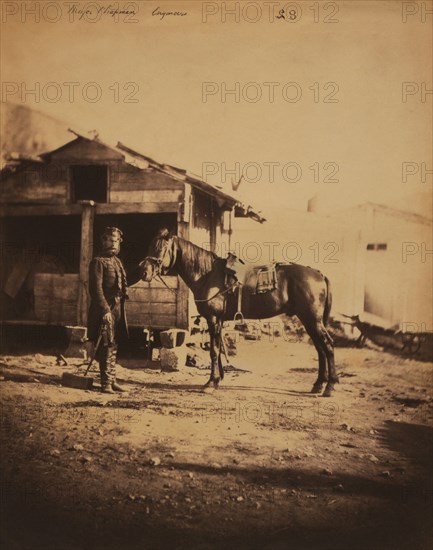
[157,228,170,240]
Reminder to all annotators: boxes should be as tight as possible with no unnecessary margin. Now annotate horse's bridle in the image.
[143,237,178,289]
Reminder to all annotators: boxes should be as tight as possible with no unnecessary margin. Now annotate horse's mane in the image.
[151,234,219,280]
[175,237,218,279]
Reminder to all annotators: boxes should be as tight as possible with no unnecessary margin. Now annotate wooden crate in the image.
[126,277,178,328]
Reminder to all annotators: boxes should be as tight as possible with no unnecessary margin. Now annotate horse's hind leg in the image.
[203,317,222,390]
[297,311,338,396]
[322,327,338,397]
[303,322,328,394]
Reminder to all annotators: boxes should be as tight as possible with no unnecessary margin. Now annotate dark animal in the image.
[141,229,338,397]
[343,314,424,354]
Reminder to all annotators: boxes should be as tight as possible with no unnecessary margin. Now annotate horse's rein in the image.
[156,273,177,294]
[141,258,177,293]
[194,281,240,303]
[143,238,176,274]
[145,237,239,304]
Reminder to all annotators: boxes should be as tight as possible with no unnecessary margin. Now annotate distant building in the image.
[232,210,364,323]
[232,196,432,331]
[330,201,432,329]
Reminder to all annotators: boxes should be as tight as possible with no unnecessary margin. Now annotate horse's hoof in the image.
[202,385,215,394]
[322,385,334,397]
[311,383,324,394]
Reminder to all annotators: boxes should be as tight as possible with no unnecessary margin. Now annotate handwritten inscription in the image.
[152,7,187,21]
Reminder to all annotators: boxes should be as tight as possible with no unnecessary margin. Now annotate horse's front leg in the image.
[204,318,221,390]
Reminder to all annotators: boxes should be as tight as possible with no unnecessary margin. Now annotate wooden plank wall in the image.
[34,273,79,325]
[0,164,69,204]
[110,169,184,205]
[50,139,123,163]
[33,275,180,328]
[126,278,178,328]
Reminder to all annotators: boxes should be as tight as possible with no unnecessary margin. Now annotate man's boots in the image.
[99,345,116,393]
[107,345,127,392]
[100,344,127,393]
[112,381,127,392]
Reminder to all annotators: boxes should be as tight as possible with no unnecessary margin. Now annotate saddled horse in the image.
[140,229,338,397]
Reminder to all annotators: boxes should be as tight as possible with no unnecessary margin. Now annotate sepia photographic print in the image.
[0,1,432,549]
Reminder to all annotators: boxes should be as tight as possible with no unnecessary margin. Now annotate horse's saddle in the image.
[225,253,277,294]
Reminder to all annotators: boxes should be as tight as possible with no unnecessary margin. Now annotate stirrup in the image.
[234,311,247,331]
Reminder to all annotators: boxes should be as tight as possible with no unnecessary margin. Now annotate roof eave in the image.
[6,130,265,222]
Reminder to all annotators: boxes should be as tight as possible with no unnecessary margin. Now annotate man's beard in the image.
[103,248,119,256]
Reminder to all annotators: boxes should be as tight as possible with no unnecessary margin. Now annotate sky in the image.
[1,0,432,216]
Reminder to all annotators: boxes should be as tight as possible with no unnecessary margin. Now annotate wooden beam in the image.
[178,184,192,224]
[0,319,63,326]
[110,190,182,203]
[77,203,95,326]
[0,202,179,217]
[209,199,217,253]
[95,202,179,214]
[176,219,190,329]
[110,177,184,192]
[0,204,81,217]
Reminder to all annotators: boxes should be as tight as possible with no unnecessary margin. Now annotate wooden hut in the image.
[0,132,263,334]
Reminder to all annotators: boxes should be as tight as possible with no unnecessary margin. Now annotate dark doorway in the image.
[71,165,108,203]
[93,212,177,275]
[0,215,81,320]
[93,213,178,351]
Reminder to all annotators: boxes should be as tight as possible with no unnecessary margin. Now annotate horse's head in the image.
[140,228,177,281]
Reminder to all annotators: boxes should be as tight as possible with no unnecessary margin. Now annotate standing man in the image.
[87,227,129,394]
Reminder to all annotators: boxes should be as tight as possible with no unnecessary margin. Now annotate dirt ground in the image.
[1,330,432,550]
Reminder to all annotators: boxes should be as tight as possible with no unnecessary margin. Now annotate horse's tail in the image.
[323,276,332,326]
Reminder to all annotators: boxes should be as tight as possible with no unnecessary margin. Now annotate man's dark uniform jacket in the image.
[87,255,129,343]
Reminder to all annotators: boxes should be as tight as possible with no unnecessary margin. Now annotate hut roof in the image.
[2,129,265,223]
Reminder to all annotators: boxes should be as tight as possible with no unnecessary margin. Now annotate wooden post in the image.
[209,199,217,253]
[177,194,190,329]
[77,201,95,326]
[228,209,233,251]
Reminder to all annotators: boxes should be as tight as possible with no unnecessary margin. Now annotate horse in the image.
[140,229,338,397]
